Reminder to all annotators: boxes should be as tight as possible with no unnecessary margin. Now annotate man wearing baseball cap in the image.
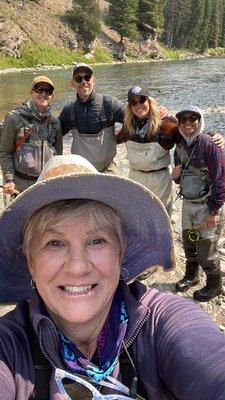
[0,75,62,195]
[59,63,125,172]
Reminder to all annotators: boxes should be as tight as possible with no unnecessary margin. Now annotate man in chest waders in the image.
[0,76,62,196]
[59,63,125,173]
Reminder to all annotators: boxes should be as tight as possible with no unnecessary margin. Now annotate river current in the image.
[0,57,225,134]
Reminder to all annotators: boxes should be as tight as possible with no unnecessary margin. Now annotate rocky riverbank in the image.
[0,143,225,329]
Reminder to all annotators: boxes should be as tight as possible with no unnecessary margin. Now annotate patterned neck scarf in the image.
[58,288,128,382]
[134,117,149,140]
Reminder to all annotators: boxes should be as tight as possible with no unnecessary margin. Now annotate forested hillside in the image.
[105,0,225,51]
[0,0,225,69]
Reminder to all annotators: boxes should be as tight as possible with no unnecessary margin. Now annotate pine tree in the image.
[67,0,101,45]
[208,0,223,47]
[221,0,225,46]
[185,0,206,50]
[198,0,212,52]
[173,0,192,48]
[162,0,184,47]
[138,0,166,36]
[108,0,138,42]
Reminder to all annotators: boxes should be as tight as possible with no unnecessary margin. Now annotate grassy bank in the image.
[0,42,225,70]
[0,43,114,69]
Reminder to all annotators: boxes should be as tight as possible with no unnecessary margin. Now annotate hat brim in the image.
[128,93,149,101]
[73,66,93,76]
[0,174,175,302]
[176,109,201,119]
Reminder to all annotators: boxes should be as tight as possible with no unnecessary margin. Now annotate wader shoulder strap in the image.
[25,304,51,400]
[120,346,148,399]
[96,94,109,127]
[12,109,33,129]
[176,144,209,180]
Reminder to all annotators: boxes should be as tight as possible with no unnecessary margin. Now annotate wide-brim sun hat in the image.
[0,155,175,302]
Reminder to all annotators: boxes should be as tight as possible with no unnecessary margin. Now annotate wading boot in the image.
[193,273,223,302]
[175,261,199,292]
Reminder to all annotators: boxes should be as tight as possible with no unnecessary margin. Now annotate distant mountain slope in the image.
[0,0,163,61]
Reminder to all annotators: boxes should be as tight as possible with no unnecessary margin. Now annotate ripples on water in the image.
[0,57,224,134]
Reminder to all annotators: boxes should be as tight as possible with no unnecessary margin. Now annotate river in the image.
[0,57,225,133]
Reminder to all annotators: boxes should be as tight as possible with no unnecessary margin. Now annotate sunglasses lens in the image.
[129,99,137,106]
[139,96,147,104]
[190,116,198,122]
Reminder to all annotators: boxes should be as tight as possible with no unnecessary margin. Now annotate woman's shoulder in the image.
[127,280,218,324]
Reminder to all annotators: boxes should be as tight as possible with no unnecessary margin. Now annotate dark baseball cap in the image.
[72,63,93,76]
[127,86,150,101]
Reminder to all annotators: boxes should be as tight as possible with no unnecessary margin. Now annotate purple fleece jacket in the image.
[0,281,225,399]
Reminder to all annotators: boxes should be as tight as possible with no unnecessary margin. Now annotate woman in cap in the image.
[0,154,225,399]
[172,106,225,301]
[116,85,178,217]
[0,75,62,196]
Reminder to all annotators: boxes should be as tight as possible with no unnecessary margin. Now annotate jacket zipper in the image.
[124,309,150,349]
[38,325,59,369]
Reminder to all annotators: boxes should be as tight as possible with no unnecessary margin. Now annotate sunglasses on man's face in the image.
[74,74,92,84]
[34,86,53,95]
[178,115,199,124]
[128,96,147,107]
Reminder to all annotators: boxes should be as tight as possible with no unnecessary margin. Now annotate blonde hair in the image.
[124,97,161,140]
[22,199,125,258]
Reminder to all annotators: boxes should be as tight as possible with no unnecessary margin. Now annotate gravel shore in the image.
[0,143,225,329]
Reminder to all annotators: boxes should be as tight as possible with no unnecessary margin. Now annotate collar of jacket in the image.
[76,90,96,106]
[28,281,151,365]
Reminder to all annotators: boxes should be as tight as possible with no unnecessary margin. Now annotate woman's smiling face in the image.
[178,113,200,136]
[27,216,122,329]
[129,96,150,120]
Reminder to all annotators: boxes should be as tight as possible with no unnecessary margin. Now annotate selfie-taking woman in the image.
[0,154,225,400]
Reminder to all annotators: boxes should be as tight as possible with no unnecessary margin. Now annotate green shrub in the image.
[206,47,225,56]
[163,48,185,60]
[91,47,114,63]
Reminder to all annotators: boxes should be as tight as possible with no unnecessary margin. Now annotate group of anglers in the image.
[0,62,224,399]
[0,62,224,303]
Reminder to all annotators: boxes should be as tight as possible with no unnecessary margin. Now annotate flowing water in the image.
[0,57,225,133]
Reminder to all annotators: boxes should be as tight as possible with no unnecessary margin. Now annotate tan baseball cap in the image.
[31,75,54,90]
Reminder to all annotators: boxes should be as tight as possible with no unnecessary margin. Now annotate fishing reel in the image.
[188,229,201,242]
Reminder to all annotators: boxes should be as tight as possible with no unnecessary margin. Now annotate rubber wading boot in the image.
[175,276,200,292]
[193,273,223,302]
[175,262,199,292]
